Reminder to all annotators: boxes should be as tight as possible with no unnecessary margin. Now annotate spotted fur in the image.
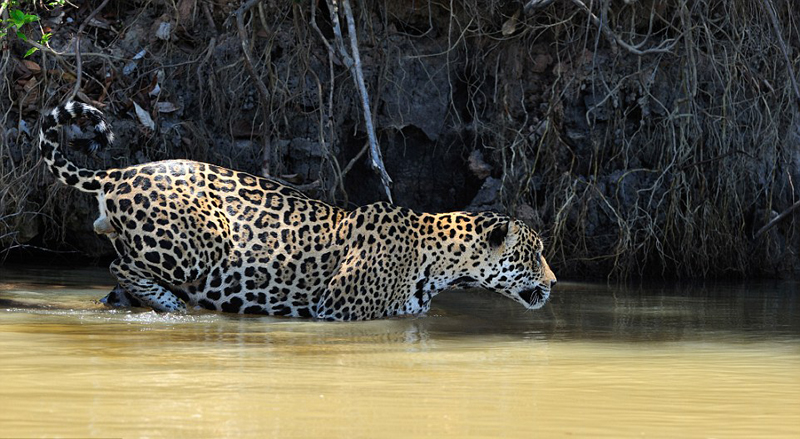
[40,101,557,321]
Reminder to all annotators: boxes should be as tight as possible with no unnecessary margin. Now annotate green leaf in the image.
[16,30,27,41]
[8,8,38,28]
[9,9,26,27]
[24,46,38,57]
[23,13,39,25]
[40,32,51,43]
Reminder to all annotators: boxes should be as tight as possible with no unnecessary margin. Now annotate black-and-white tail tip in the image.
[38,101,114,193]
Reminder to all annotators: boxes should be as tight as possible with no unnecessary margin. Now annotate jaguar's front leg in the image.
[109,256,186,312]
[99,284,144,308]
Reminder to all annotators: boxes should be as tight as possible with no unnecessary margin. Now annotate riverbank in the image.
[2,0,799,279]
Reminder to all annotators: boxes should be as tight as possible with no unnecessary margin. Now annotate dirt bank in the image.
[2,0,799,279]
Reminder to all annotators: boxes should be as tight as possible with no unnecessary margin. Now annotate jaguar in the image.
[39,101,557,321]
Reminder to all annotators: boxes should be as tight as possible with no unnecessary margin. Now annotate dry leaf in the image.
[155,21,172,40]
[502,10,520,36]
[58,70,77,82]
[76,91,105,108]
[133,102,155,131]
[21,78,39,109]
[88,17,111,29]
[23,78,37,92]
[178,0,196,24]
[123,49,147,76]
[22,60,41,75]
[156,102,179,113]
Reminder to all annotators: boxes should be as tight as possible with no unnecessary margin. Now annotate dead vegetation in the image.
[1,0,799,278]
[524,0,800,278]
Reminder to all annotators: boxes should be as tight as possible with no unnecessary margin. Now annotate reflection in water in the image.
[553,281,800,342]
[0,266,799,438]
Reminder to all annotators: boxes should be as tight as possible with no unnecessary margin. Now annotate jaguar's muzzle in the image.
[517,285,548,309]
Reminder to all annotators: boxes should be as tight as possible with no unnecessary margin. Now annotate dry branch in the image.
[70,0,111,100]
[754,199,800,240]
[570,0,678,56]
[326,0,393,202]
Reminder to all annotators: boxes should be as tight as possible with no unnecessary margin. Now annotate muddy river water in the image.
[0,266,798,438]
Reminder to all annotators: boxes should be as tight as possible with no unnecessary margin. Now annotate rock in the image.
[379,42,450,141]
[290,138,325,158]
[234,139,254,151]
[286,138,324,181]
[516,203,542,229]
[467,177,503,212]
[531,53,552,73]
[8,139,23,164]
[15,212,40,244]
[565,126,586,142]
[468,150,492,180]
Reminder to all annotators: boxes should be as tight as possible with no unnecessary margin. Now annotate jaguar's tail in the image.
[38,101,114,193]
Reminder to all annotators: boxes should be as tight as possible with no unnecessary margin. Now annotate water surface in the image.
[1,266,798,438]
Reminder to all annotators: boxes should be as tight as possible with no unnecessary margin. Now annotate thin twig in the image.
[234,0,272,176]
[21,39,122,59]
[202,1,217,33]
[70,0,111,100]
[1,244,82,254]
[524,0,556,14]
[760,0,800,110]
[340,141,369,177]
[235,0,270,114]
[199,2,220,123]
[195,2,218,121]
[195,37,216,120]
[310,0,347,201]
[678,150,755,170]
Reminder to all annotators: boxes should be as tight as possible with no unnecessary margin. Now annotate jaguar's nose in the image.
[550,279,557,288]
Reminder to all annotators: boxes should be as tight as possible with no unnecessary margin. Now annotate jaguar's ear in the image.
[488,221,509,248]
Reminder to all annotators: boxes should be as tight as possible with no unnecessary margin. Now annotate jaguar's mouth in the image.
[517,286,548,310]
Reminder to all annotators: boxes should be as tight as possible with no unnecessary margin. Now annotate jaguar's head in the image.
[476,218,557,310]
